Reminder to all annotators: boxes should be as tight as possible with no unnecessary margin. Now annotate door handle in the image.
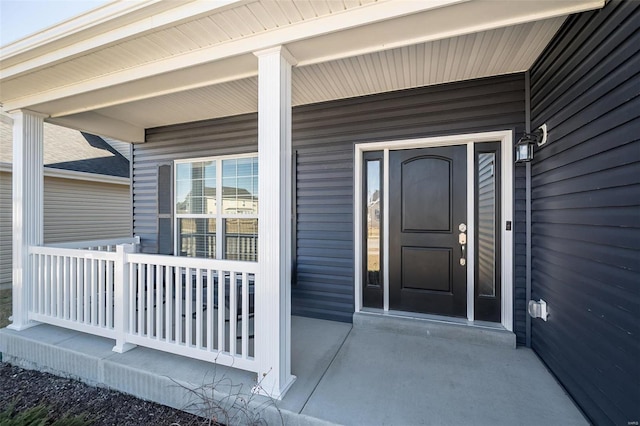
[458,223,467,266]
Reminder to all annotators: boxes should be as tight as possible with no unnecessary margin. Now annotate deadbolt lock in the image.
[459,233,467,245]
[458,223,467,232]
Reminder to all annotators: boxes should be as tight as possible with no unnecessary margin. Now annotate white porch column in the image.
[254,46,296,399]
[9,110,45,330]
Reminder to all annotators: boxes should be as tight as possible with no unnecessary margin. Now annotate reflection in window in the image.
[477,153,496,297]
[178,218,216,258]
[366,160,381,286]
[175,155,258,261]
[224,218,258,261]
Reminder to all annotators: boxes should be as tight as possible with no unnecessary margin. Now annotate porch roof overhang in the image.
[0,0,605,142]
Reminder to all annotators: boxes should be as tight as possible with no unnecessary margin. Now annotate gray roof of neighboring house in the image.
[0,112,129,178]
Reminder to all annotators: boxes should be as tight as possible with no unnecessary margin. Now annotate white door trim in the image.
[354,130,514,331]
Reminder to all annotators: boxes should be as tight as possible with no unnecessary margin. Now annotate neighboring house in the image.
[0,112,131,290]
[0,1,637,424]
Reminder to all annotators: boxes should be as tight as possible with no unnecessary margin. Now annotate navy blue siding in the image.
[136,74,527,337]
[291,74,527,331]
[529,1,640,424]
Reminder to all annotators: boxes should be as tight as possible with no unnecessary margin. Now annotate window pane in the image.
[178,218,216,258]
[176,180,190,214]
[478,153,496,297]
[366,160,381,286]
[222,157,258,215]
[176,163,191,181]
[224,218,258,261]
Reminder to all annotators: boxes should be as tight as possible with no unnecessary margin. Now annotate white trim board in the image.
[354,130,514,331]
[0,162,129,185]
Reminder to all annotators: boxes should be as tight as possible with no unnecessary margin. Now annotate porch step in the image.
[353,311,516,348]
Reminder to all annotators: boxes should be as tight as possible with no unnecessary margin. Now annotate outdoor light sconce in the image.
[515,124,548,163]
[528,299,549,321]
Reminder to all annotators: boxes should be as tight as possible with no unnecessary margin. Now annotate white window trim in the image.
[174,152,258,260]
[354,131,514,331]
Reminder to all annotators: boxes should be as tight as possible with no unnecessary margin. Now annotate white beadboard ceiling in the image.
[0,0,605,141]
[0,0,374,101]
[86,17,564,130]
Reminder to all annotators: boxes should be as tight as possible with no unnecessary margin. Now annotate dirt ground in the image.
[0,289,10,329]
[0,362,207,425]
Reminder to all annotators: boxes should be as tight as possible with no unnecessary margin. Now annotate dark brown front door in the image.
[389,145,467,317]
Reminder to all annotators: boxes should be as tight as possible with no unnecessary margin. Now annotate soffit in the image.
[74,17,563,130]
[0,0,605,141]
[0,0,375,101]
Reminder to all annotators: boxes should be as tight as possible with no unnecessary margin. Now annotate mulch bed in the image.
[0,362,208,425]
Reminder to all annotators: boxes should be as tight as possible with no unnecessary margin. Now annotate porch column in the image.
[254,46,296,399]
[9,110,45,330]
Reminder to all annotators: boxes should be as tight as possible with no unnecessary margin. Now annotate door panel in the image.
[401,157,451,232]
[389,145,467,317]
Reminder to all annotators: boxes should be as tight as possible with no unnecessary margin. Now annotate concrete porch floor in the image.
[0,315,586,425]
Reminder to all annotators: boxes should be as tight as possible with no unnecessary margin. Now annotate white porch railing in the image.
[28,240,258,373]
[47,236,140,252]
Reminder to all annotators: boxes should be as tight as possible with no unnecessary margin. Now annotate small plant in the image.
[173,363,283,426]
[0,402,92,426]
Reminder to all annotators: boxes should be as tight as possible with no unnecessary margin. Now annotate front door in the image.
[388,145,467,317]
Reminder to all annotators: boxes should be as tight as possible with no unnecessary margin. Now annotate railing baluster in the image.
[206,269,213,352]
[70,257,77,321]
[63,256,69,320]
[185,267,192,347]
[36,255,47,314]
[217,268,224,352]
[107,260,114,329]
[156,264,163,340]
[196,268,203,349]
[165,265,173,343]
[91,259,98,325]
[175,267,183,345]
[229,271,237,356]
[242,271,249,358]
[129,262,136,334]
[84,258,90,324]
[98,258,105,327]
[57,256,62,318]
[147,263,154,338]
[137,262,143,335]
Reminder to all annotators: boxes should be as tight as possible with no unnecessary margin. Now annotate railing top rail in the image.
[30,245,119,260]
[46,236,140,249]
[127,252,258,274]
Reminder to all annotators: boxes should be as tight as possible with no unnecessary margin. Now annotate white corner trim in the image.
[353,130,514,331]
[0,162,128,185]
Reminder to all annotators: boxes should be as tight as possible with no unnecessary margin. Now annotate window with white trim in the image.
[175,154,258,261]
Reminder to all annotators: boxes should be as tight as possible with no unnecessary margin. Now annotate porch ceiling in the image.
[0,0,604,142]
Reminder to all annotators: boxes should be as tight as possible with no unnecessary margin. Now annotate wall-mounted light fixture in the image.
[515,124,548,163]
[528,299,549,321]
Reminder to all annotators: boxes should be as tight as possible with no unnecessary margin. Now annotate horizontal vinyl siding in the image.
[529,1,640,424]
[137,114,258,254]
[140,74,526,328]
[44,177,131,243]
[0,173,131,289]
[0,172,11,290]
[292,74,526,325]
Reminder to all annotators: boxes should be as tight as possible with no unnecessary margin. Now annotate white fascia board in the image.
[1,0,245,79]
[2,0,605,113]
[291,0,606,67]
[2,0,467,111]
[43,167,130,185]
[47,112,145,143]
[0,162,128,185]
